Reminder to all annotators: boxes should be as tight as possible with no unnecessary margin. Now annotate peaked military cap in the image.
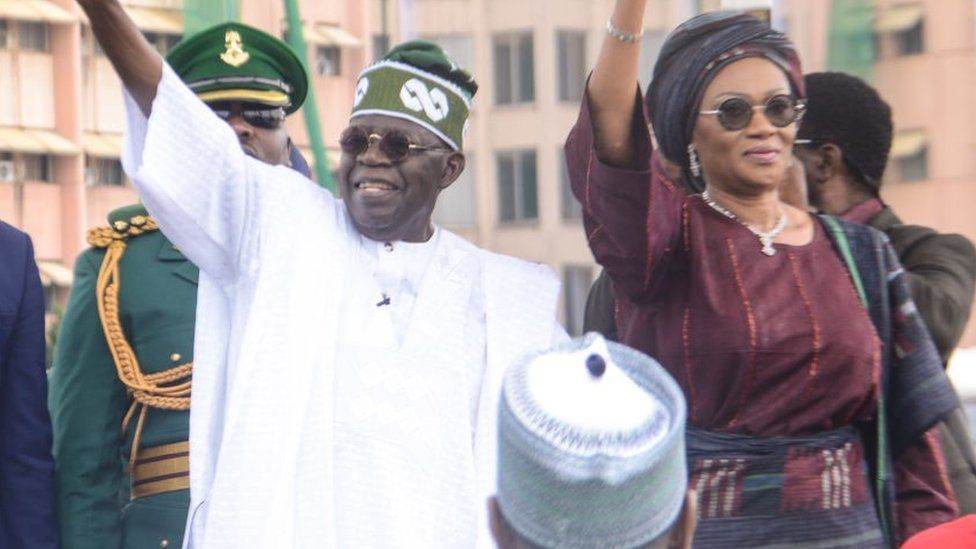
[166,22,308,114]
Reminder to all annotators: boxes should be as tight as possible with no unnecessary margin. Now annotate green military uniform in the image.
[48,22,310,549]
[50,204,196,549]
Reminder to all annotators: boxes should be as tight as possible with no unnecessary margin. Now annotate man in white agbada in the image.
[78,2,567,547]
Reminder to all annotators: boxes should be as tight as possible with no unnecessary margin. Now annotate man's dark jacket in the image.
[0,220,59,548]
[871,206,976,515]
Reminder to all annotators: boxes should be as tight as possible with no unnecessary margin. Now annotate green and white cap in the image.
[350,40,477,151]
[497,334,688,549]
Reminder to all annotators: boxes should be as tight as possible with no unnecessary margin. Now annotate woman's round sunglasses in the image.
[699,94,805,131]
[339,127,452,163]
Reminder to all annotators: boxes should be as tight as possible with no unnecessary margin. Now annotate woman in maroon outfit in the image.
[567,2,959,547]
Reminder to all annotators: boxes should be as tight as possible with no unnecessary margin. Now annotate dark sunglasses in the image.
[699,94,805,131]
[210,105,286,129]
[339,126,452,162]
[794,137,878,188]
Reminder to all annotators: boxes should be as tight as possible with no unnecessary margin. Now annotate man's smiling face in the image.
[338,114,465,243]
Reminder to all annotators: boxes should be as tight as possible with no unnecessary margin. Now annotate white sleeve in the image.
[550,320,570,346]
[121,63,266,283]
[473,370,501,549]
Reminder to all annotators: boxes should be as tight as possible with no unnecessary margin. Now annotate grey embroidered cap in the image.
[497,333,687,549]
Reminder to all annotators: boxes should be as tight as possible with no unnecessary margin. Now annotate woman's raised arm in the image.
[588,0,649,168]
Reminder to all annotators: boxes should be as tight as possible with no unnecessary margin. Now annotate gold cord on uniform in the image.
[88,216,193,468]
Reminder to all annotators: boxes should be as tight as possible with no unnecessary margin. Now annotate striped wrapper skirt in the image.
[687,425,886,549]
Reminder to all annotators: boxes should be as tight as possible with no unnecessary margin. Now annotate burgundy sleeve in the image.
[894,427,958,544]
[564,89,685,302]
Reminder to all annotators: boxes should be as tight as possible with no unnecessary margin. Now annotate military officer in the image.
[48,23,311,549]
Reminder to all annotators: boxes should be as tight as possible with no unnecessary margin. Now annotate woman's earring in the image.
[688,144,701,178]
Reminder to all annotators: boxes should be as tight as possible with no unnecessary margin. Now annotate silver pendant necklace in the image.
[701,189,788,256]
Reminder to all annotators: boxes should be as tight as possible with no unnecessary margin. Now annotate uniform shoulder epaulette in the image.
[87,214,159,249]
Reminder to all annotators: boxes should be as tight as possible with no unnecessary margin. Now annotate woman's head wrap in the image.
[645,11,805,192]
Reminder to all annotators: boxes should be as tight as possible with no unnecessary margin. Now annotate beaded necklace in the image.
[701,189,787,256]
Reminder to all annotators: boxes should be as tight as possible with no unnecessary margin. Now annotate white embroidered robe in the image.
[121,65,566,549]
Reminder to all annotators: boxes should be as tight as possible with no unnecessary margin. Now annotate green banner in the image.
[183,0,239,36]
[826,0,875,81]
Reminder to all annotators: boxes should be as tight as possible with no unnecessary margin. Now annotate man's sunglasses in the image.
[210,105,286,129]
[699,94,805,131]
[339,126,452,162]
[793,137,878,188]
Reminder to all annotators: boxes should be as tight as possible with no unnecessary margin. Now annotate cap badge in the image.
[220,30,250,67]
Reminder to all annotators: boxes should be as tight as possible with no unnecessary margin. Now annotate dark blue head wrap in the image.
[645,11,805,192]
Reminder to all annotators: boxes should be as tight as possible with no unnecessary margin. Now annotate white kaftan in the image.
[121,65,566,549]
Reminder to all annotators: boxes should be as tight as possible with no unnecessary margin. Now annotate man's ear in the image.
[810,143,844,185]
[666,489,698,549]
[283,137,294,167]
[439,152,466,190]
[489,496,515,549]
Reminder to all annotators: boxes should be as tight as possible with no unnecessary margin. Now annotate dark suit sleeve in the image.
[583,270,618,342]
[894,230,976,362]
[49,250,128,549]
[0,233,58,548]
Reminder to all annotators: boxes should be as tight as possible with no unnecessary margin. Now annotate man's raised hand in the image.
[77,0,163,115]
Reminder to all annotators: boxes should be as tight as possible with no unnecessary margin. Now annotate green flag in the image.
[826,0,875,81]
[183,0,239,36]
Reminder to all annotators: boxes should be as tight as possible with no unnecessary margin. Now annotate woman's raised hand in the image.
[589,0,650,168]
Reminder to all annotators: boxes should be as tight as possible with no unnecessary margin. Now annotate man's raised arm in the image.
[77,0,161,116]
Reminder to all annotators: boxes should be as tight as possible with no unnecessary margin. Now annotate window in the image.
[638,29,667,89]
[85,158,125,187]
[425,35,474,75]
[895,21,923,55]
[898,148,928,182]
[493,32,534,105]
[143,32,181,56]
[372,33,390,60]
[0,152,14,183]
[23,155,53,182]
[875,6,924,58]
[556,30,586,102]
[433,155,477,228]
[563,265,594,337]
[0,20,8,49]
[18,22,48,52]
[497,149,537,223]
[316,45,341,76]
[891,130,927,182]
[559,149,580,221]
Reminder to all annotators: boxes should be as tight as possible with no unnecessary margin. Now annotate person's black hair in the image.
[797,71,893,195]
